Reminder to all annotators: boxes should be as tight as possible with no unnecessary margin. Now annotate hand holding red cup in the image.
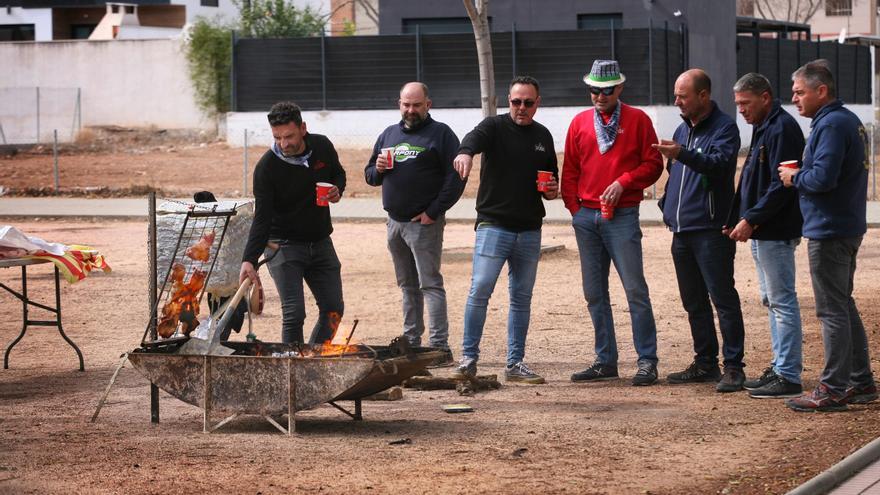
[537,170,553,192]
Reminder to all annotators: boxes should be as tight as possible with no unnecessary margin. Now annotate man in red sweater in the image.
[562,60,664,386]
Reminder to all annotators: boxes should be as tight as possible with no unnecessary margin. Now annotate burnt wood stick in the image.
[403,374,500,391]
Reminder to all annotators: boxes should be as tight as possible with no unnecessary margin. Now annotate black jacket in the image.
[458,114,558,231]
[726,100,804,240]
[242,133,346,264]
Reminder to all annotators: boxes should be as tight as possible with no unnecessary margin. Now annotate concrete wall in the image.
[0,38,209,137]
[225,103,875,152]
[0,7,53,41]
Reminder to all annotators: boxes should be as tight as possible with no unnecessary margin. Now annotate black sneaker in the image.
[426,348,455,369]
[748,375,803,399]
[632,360,658,386]
[451,356,477,379]
[666,361,721,384]
[571,362,619,382]
[716,367,745,393]
[743,366,776,390]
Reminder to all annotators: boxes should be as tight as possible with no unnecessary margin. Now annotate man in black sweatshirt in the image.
[450,75,559,384]
[240,101,346,344]
[365,82,464,364]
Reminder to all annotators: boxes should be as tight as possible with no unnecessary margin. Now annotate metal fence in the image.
[0,87,82,145]
[736,36,871,104]
[232,26,686,112]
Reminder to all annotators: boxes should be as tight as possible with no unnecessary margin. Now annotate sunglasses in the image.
[509,98,536,108]
[589,86,617,96]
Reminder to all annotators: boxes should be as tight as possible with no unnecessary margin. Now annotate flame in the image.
[306,312,363,356]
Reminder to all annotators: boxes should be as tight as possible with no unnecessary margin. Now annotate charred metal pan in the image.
[127,340,444,434]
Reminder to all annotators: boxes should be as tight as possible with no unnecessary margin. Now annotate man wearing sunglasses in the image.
[451,75,559,385]
[561,60,664,386]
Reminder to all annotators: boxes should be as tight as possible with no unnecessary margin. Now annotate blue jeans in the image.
[671,230,745,368]
[461,225,541,366]
[572,206,658,365]
[266,237,344,344]
[751,239,803,384]
[808,237,875,396]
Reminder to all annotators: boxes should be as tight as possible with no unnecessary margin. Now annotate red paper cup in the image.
[537,170,553,192]
[780,160,799,169]
[600,201,615,220]
[315,182,333,207]
[381,147,395,169]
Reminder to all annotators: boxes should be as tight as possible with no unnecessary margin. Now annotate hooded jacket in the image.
[726,100,804,240]
[660,102,740,233]
[794,100,868,239]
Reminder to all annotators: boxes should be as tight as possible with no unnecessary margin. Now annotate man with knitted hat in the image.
[562,60,664,386]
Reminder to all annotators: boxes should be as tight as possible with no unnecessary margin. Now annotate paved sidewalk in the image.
[2,197,880,226]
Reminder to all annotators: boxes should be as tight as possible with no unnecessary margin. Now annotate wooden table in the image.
[0,257,84,371]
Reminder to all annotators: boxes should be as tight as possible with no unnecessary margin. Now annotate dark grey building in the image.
[377,0,737,114]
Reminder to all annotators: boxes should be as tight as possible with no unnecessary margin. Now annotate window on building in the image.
[124,5,134,13]
[70,24,97,39]
[111,5,119,13]
[0,24,35,41]
[826,0,853,16]
[578,13,623,30]
[201,0,219,6]
[402,17,490,34]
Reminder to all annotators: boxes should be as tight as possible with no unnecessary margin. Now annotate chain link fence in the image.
[0,87,82,145]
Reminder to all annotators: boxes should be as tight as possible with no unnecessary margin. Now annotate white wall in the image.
[225,104,876,151]
[0,7,53,41]
[0,38,210,138]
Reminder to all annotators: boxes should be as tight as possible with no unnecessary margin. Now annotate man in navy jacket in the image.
[654,69,746,393]
[726,73,805,399]
[365,82,464,364]
[779,60,877,412]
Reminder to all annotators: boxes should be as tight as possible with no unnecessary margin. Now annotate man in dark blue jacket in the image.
[365,82,464,365]
[726,73,805,399]
[779,60,877,412]
[654,69,746,393]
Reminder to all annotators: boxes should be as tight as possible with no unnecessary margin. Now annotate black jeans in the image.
[266,237,344,344]
[808,237,875,396]
[671,230,745,368]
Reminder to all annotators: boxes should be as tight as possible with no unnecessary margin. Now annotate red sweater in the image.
[562,103,663,214]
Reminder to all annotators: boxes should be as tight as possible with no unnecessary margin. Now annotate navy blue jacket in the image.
[365,114,464,222]
[794,100,868,239]
[660,102,740,233]
[726,100,804,240]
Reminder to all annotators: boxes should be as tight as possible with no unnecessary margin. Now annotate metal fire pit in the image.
[127,340,443,434]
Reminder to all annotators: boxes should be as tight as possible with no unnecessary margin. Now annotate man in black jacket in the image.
[365,82,464,365]
[450,75,559,384]
[654,69,746,393]
[726,72,805,399]
[240,101,346,344]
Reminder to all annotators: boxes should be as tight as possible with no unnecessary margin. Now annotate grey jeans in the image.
[808,237,875,396]
[266,237,344,344]
[387,215,449,349]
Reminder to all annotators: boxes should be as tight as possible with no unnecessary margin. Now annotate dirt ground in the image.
[1,216,879,494]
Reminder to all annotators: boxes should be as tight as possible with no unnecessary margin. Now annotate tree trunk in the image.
[463,0,496,117]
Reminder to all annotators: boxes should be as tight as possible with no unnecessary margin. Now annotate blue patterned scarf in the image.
[594,103,621,154]
[271,142,312,167]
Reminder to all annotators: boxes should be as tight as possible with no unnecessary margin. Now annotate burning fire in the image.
[308,312,363,356]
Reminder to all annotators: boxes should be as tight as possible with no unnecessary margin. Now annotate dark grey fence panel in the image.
[235,37,323,112]
[234,30,869,111]
[736,36,870,104]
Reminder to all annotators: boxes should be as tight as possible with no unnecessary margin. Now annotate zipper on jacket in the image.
[675,126,698,232]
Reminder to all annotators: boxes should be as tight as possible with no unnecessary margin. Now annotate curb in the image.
[787,435,880,495]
